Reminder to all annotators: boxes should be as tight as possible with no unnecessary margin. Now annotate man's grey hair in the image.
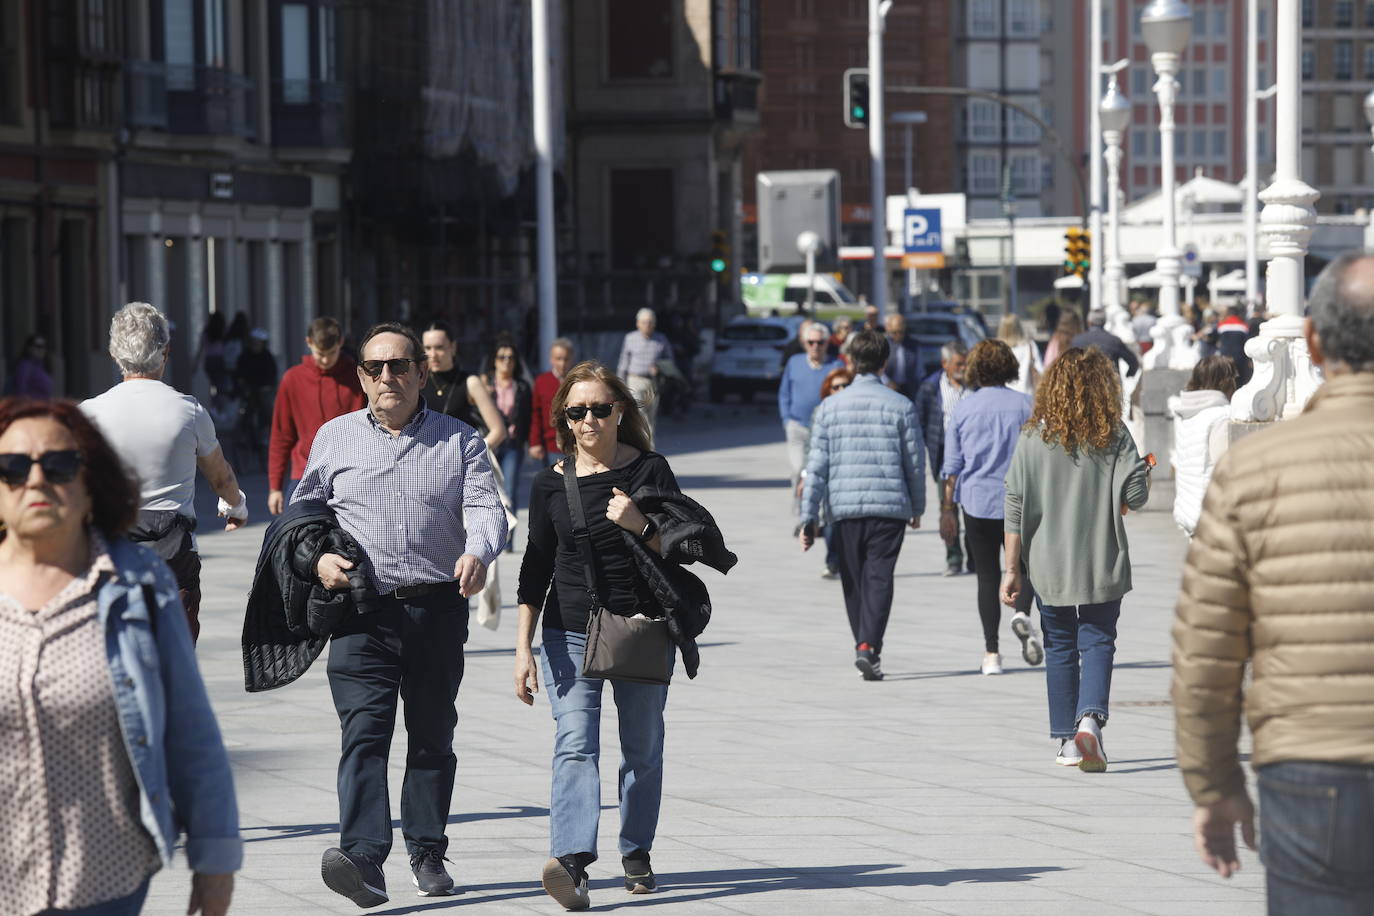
[109,302,170,376]
[1308,251,1374,372]
[1087,309,1107,327]
[636,308,656,323]
[551,336,575,354]
[941,339,969,362]
[806,321,830,338]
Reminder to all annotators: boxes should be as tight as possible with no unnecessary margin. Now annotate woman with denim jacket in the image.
[513,361,680,912]
[0,398,241,916]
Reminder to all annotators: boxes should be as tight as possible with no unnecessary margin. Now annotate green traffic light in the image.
[852,106,865,119]
[710,257,727,273]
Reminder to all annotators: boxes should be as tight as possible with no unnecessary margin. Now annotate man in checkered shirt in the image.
[294,322,507,906]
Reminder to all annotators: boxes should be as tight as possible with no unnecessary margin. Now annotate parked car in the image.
[709,315,804,402]
[900,310,986,376]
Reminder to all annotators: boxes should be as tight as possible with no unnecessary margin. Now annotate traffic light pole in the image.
[532,0,557,369]
[868,0,887,315]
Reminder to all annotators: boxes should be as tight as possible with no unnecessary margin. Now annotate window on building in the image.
[1175,130,1184,157]
[1367,1,1374,27]
[1132,129,1147,158]
[966,153,1000,194]
[1212,129,1226,159]
[792,42,814,70]
[1131,67,1148,97]
[1334,94,1356,130]
[1191,129,1205,157]
[607,0,673,79]
[1191,8,1206,37]
[1153,132,1161,156]
[968,0,999,35]
[1212,67,1227,96]
[965,99,1000,142]
[1366,45,1374,79]
[1008,103,1042,142]
[1302,99,1316,133]
[793,0,814,18]
[1191,68,1206,97]
[1336,0,1355,27]
[1334,146,1356,186]
[1213,8,1226,36]
[1301,0,1313,27]
[1259,8,1268,35]
[610,169,674,268]
[159,0,228,90]
[736,0,758,70]
[1301,47,1314,80]
[1132,4,1141,36]
[0,4,19,125]
[1336,40,1353,79]
[1258,132,1268,161]
[1007,0,1039,36]
[1010,152,1042,194]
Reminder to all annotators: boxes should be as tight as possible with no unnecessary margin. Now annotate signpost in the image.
[902,208,945,270]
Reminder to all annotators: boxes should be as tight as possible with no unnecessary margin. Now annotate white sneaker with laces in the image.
[1074,716,1108,772]
[1010,612,1044,666]
[1055,739,1083,767]
[980,653,1003,675]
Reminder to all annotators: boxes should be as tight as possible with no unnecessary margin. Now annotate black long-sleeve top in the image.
[516,451,679,633]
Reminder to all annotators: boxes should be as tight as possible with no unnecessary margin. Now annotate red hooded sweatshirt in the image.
[268,353,366,489]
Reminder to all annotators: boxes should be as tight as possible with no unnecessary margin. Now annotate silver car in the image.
[708,316,805,403]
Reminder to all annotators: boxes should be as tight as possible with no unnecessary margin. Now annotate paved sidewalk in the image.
[146,405,1264,915]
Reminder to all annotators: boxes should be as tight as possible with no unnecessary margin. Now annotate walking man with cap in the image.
[295,322,507,906]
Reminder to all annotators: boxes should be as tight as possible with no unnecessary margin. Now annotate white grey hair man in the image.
[81,302,248,642]
[616,308,674,446]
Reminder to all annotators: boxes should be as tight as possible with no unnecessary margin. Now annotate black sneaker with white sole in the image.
[410,847,455,897]
[542,856,590,911]
[321,847,388,908]
[622,852,657,894]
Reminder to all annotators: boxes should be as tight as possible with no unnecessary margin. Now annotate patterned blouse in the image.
[0,531,162,913]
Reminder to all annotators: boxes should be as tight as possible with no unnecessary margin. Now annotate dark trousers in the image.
[833,516,906,656]
[963,512,1033,653]
[1260,761,1374,915]
[166,548,202,643]
[326,584,469,864]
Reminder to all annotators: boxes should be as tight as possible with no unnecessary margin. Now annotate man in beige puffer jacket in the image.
[1172,251,1374,911]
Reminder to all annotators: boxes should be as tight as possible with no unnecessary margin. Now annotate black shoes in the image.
[623,851,657,894]
[322,847,388,908]
[542,855,591,911]
[854,645,884,681]
[410,847,456,897]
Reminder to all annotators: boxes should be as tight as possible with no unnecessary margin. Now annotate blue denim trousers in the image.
[1036,599,1121,739]
[540,628,670,862]
[1259,761,1374,915]
[494,440,526,516]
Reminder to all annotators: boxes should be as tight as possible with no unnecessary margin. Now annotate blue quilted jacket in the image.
[801,373,927,523]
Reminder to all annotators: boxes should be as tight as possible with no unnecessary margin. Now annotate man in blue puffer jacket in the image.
[800,329,926,681]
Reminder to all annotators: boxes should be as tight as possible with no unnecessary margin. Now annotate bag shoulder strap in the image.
[561,459,602,607]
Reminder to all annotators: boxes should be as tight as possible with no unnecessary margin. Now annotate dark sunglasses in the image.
[831,382,849,391]
[0,450,84,487]
[564,403,615,422]
[360,358,422,379]
[804,339,827,346]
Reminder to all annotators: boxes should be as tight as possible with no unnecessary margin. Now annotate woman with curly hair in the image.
[999,348,1151,772]
[940,339,1039,676]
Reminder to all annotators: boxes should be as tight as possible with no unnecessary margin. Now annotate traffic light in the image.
[1063,227,1091,277]
[709,230,729,274]
[843,68,869,129]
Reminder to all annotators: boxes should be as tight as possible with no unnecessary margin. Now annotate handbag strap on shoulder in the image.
[561,458,603,607]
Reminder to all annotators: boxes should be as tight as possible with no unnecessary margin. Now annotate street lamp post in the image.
[1231,0,1322,423]
[1364,89,1374,159]
[1140,0,1195,370]
[1099,69,1131,343]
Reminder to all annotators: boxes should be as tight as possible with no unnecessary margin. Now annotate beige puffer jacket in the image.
[1172,373,1374,806]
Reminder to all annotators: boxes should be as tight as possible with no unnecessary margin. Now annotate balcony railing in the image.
[125,59,168,129]
[167,66,257,139]
[46,57,120,130]
[271,79,346,147]
[714,70,761,127]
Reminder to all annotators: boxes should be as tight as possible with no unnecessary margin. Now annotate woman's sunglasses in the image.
[830,382,849,392]
[360,358,422,379]
[564,403,615,422]
[0,450,84,487]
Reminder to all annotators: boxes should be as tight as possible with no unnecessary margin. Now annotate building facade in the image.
[1301,0,1374,214]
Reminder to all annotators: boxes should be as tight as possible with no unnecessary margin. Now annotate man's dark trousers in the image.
[327,583,468,865]
[833,517,905,655]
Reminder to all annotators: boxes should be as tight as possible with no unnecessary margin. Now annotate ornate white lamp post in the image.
[1231,0,1321,423]
[1140,0,1196,370]
[1099,72,1132,343]
[1364,89,1374,157]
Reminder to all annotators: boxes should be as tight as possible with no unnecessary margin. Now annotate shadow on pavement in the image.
[882,667,1041,681]
[240,805,583,844]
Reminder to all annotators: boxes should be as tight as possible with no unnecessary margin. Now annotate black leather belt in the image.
[387,581,454,600]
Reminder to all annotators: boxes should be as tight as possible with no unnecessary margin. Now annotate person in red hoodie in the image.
[527,337,574,467]
[266,317,366,514]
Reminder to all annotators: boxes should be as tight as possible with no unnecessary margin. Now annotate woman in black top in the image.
[419,320,506,451]
[515,360,679,911]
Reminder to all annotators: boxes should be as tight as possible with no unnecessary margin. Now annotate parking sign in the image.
[902,208,945,269]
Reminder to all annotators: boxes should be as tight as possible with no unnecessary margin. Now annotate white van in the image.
[741,273,858,315]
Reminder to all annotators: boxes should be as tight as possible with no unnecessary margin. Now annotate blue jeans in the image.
[495,440,526,516]
[1259,761,1374,915]
[1036,599,1121,739]
[540,628,669,862]
[39,876,151,914]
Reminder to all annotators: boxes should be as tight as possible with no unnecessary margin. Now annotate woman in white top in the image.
[997,313,1043,395]
[1170,356,1237,537]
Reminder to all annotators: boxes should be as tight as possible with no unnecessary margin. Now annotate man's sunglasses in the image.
[0,450,84,487]
[564,403,616,422]
[360,358,422,379]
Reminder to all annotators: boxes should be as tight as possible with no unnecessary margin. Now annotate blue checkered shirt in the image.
[293,405,508,593]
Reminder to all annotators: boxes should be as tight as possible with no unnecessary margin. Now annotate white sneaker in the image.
[1074,716,1108,773]
[1010,612,1043,666]
[980,653,1003,675]
[1055,739,1082,766]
